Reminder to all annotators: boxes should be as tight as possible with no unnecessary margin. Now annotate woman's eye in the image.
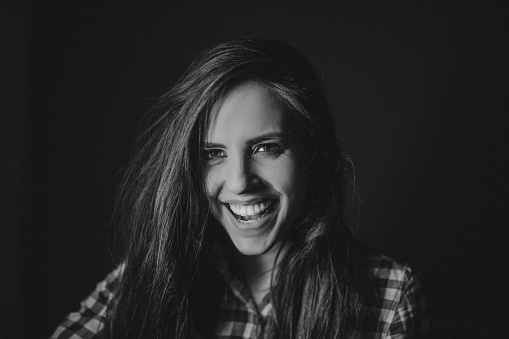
[203,149,226,160]
[254,143,284,156]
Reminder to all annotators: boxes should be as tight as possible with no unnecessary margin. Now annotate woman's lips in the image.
[224,199,277,224]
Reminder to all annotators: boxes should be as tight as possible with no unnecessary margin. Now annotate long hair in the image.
[108,38,373,338]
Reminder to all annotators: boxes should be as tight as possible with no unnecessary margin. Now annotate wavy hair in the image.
[107,38,373,338]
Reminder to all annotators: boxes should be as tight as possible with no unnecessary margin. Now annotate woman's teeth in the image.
[227,200,273,223]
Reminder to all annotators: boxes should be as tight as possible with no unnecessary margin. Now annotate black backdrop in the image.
[2,1,507,338]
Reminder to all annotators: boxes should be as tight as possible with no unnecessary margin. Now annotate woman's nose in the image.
[225,156,259,194]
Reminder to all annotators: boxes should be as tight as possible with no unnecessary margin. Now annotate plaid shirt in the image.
[50,254,429,339]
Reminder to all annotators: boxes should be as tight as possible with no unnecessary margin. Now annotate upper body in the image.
[51,38,429,338]
[51,253,429,338]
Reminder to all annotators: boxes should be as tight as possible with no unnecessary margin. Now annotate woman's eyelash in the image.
[254,143,285,155]
[203,143,284,160]
[203,149,226,160]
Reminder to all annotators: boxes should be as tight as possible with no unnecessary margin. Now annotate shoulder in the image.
[367,253,415,291]
[363,254,430,338]
[50,264,124,339]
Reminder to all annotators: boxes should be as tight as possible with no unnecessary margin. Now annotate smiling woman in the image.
[51,38,429,338]
[204,83,308,256]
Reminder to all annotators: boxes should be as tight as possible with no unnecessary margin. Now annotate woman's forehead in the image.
[205,83,289,143]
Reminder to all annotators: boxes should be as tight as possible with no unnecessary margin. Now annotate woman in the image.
[51,38,429,338]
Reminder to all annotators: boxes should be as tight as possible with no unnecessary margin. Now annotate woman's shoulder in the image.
[364,252,425,307]
[361,253,430,337]
[365,253,416,284]
[50,264,124,339]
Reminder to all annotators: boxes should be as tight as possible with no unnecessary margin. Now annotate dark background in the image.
[2,1,507,338]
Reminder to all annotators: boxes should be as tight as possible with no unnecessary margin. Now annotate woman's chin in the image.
[230,237,275,256]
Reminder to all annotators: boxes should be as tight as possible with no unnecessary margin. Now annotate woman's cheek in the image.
[204,167,219,198]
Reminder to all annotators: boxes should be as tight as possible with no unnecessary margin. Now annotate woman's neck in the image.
[231,241,289,306]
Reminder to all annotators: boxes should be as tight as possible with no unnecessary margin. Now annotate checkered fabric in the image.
[50,255,429,338]
[50,265,123,339]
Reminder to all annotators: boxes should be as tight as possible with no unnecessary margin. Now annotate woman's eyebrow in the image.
[203,142,225,149]
[247,132,287,146]
[203,132,288,149]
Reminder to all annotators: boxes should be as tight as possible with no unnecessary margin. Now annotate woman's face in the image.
[204,83,308,255]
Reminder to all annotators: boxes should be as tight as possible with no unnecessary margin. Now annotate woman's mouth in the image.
[224,199,276,224]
